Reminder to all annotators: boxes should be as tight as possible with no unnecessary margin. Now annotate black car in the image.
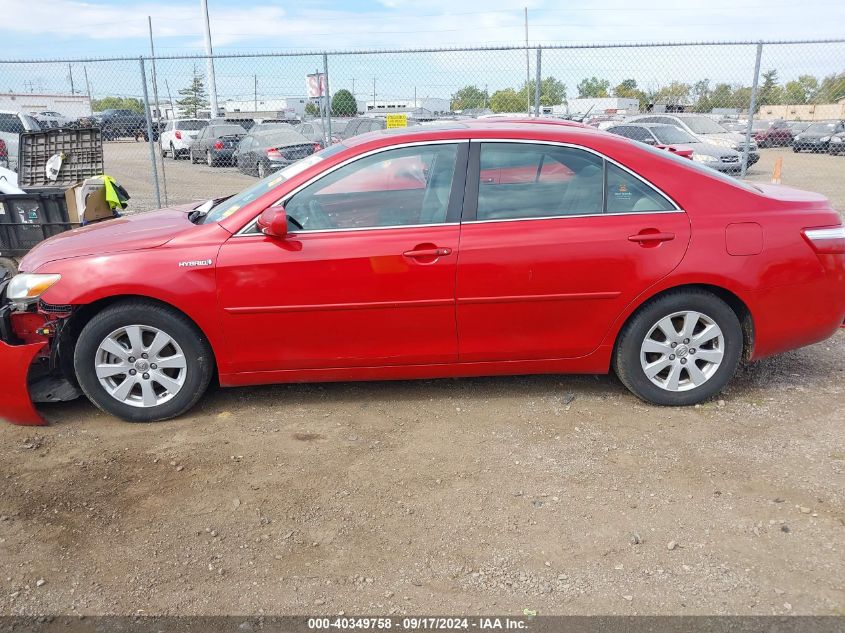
[792,120,845,153]
[235,127,319,178]
[189,124,247,166]
[97,109,149,141]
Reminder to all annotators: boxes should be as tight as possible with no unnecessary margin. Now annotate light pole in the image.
[200,0,219,117]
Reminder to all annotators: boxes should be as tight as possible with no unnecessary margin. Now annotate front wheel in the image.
[74,301,214,422]
[613,290,743,406]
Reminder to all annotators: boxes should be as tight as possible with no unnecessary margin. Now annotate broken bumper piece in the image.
[0,339,48,426]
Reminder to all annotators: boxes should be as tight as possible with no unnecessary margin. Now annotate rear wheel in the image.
[74,301,214,422]
[613,290,743,406]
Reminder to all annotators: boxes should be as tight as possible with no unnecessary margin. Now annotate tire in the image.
[170,143,178,159]
[73,300,214,422]
[613,289,743,406]
[0,256,18,280]
[160,143,167,158]
[793,146,800,153]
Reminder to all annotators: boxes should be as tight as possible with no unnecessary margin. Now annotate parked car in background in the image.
[792,120,845,153]
[606,123,744,171]
[628,114,759,166]
[248,121,294,135]
[604,123,693,159]
[340,117,386,140]
[295,119,350,147]
[828,132,845,155]
[97,109,148,141]
[3,120,844,425]
[0,110,41,171]
[235,127,319,178]
[160,119,208,159]
[750,119,793,147]
[189,123,247,166]
[208,117,255,132]
[32,111,70,128]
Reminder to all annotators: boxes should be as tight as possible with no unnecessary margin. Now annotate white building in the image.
[359,97,450,115]
[552,97,640,117]
[0,93,92,118]
[222,97,309,119]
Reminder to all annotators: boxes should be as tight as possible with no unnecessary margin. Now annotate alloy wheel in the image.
[640,310,725,392]
[95,325,188,408]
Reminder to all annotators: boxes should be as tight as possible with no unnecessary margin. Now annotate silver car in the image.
[606,123,743,173]
[628,113,759,166]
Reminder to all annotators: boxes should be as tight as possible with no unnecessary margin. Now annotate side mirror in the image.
[642,137,658,145]
[257,207,288,238]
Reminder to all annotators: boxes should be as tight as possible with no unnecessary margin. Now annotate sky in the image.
[0,0,843,106]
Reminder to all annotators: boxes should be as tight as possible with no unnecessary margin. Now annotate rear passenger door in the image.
[455,141,691,362]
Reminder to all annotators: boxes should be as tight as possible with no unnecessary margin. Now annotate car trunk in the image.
[278,143,316,161]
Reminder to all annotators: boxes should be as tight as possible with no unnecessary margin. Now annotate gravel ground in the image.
[102,141,845,216]
[1,331,843,616]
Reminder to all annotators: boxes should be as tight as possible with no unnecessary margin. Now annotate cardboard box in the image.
[64,179,114,224]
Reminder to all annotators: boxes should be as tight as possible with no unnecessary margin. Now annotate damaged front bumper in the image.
[0,279,50,426]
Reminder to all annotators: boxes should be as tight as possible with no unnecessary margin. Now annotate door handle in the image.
[403,247,452,258]
[628,232,675,243]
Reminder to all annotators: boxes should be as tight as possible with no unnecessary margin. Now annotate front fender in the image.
[0,340,47,426]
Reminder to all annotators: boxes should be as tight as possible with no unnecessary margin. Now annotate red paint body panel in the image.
[0,340,47,426]
[2,120,844,421]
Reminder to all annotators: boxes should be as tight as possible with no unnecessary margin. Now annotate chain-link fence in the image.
[1,39,843,214]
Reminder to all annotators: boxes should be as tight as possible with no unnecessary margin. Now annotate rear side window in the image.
[475,142,675,220]
[177,120,207,131]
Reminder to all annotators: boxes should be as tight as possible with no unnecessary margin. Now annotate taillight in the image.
[266,148,283,160]
[803,226,845,254]
[213,139,224,150]
[0,139,7,159]
[175,130,182,139]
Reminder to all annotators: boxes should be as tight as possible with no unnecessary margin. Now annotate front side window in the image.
[284,143,459,230]
[476,142,676,220]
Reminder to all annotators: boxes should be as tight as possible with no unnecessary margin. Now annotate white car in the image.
[160,119,209,159]
[33,111,70,128]
[0,110,41,171]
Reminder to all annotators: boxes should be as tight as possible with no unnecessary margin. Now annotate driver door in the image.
[216,141,467,373]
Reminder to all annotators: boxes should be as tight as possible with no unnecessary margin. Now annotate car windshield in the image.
[202,143,348,224]
[650,125,696,145]
[805,122,836,134]
[177,120,207,131]
[681,116,729,134]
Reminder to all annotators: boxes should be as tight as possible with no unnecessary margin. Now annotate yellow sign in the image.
[386,113,408,129]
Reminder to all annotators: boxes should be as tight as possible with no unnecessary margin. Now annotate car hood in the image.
[687,141,739,158]
[795,132,831,140]
[20,203,198,271]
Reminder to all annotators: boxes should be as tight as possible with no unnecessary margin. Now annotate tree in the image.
[519,76,567,107]
[451,85,488,111]
[490,88,526,113]
[331,89,357,116]
[613,78,647,109]
[709,83,735,109]
[576,77,610,98]
[176,66,209,118]
[814,71,845,103]
[304,102,320,116]
[691,79,712,112]
[783,75,819,104]
[653,81,691,107]
[758,69,783,106]
[91,96,143,113]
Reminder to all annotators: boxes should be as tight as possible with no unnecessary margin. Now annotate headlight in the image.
[693,154,719,163]
[832,137,843,143]
[6,273,61,304]
[820,136,830,142]
[794,135,803,141]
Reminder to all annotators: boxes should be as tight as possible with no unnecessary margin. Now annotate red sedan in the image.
[2,121,844,425]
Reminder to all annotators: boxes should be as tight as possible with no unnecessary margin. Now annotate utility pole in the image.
[254,75,258,113]
[148,16,168,206]
[68,63,75,94]
[524,7,530,116]
[83,66,92,114]
[200,0,219,117]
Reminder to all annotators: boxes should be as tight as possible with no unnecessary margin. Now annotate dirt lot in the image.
[102,141,845,216]
[1,330,844,616]
[1,140,843,617]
